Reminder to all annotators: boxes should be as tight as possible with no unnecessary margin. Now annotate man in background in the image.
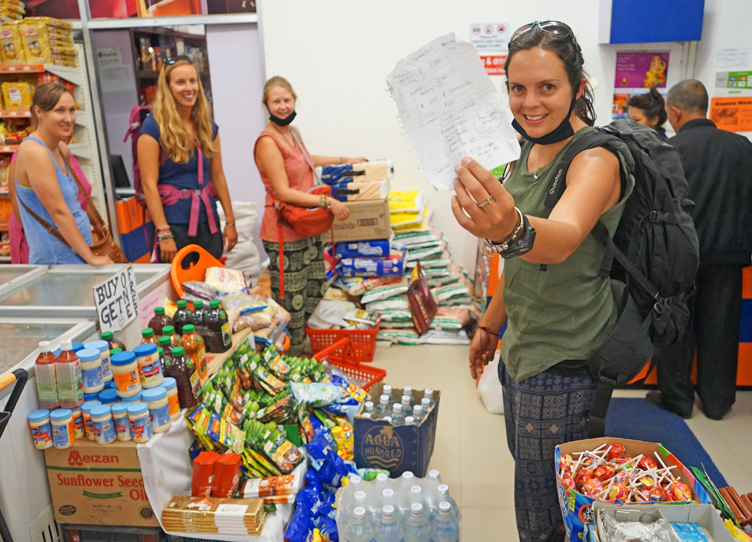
[648,79,752,420]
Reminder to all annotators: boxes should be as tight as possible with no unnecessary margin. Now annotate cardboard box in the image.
[331,200,391,242]
[555,437,711,542]
[353,384,439,477]
[594,502,735,542]
[44,439,159,527]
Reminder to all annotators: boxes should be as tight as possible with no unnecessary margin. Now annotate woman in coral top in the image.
[254,76,365,355]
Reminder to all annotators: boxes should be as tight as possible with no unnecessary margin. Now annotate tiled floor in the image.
[369,344,752,541]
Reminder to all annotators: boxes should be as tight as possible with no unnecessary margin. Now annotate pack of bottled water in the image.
[336,470,460,542]
[362,384,437,426]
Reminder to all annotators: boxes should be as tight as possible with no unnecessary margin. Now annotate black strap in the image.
[588,377,616,438]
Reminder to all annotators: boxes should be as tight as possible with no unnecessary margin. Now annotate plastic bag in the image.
[478,349,504,415]
[205,266,247,295]
[407,262,437,334]
[221,291,267,315]
[182,280,218,301]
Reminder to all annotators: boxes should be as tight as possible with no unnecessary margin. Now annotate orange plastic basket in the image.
[312,338,386,392]
[306,321,380,363]
[170,244,225,298]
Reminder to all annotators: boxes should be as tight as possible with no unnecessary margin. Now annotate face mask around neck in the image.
[270,110,297,127]
[512,96,578,145]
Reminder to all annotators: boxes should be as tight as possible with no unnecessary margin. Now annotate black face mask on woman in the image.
[511,96,577,145]
[270,110,297,126]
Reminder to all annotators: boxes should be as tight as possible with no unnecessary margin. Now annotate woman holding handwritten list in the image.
[453,22,632,540]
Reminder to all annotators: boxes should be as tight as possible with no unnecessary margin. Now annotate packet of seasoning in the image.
[211,452,242,498]
[191,451,220,497]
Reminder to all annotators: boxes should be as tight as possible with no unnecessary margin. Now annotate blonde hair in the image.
[153,60,216,164]
[262,76,297,108]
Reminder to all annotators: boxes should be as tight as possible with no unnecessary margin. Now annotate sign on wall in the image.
[480,54,507,76]
[469,23,509,52]
[710,97,752,133]
[93,266,140,333]
[612,51,670,119]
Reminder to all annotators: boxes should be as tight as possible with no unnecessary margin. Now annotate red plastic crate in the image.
[306,321,380,363]
[312,338,386,392]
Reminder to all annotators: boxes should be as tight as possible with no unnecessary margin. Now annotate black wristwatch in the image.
[481,209,536,259]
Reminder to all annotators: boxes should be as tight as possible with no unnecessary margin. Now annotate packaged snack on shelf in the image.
[0,25,23,63]
[24,16,74,30]
[1,82,32,109]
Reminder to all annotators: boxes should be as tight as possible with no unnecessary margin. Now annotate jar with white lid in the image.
[50,409,75,448]
[28,409,53,450]
[127,403,152,443]
[85,340,113,382]
[111,403,131,441]
[133,343,164,388]
[78,348,104,395]
[162,377,181,420]
[142,387,171,433]
[71,406,85,440]
[111,351,142,397]
[91,405,117,445]
[81,400,102,440]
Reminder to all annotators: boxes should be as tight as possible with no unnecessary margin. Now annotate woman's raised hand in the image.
[329,199,350,221]
[451,157,518,243]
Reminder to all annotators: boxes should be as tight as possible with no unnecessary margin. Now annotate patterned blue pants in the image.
[499,360,599,541]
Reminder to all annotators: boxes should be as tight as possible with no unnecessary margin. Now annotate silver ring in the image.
[478,195,494,208]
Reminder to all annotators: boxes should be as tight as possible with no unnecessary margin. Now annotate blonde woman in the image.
[138,56,237,262]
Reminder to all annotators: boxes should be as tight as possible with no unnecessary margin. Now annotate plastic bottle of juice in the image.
[147,307,174,336]
[173,300,193,335]
[56,339,83,409]
[141,328,160,346]
[101,331,126,352]
[205,300,232,353]
[161,325,181,347]
[35,340,58,409]
[192,300,209,339]
[158,336,174,370]
[180,324,207,380]
[164,346,201,409]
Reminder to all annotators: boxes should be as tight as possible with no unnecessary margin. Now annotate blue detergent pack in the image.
[334,238,391,259]
[337,246,408,278]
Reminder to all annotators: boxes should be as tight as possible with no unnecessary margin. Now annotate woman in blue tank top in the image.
[14,83,112,266]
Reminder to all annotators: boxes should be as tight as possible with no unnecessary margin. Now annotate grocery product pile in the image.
[0,15,76,66]
[558,443,694,503]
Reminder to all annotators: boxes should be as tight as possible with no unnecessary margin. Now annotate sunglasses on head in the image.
[509,21,574,45]
[165,55,193,68]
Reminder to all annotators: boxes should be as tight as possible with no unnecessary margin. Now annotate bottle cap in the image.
[383,416,392,423]
[162,325,175,335]
[110,348,123,356]
[38,340,52,353]
[99,389,119,404]
[382,505,395,516]
[422,398,431,408]
[101,331,113,341]
[414,405,423,414]
[134,343,158,356]
[158,336,172,346]
[364,401,374,411]
[353,507,366,520]
[83,392,99,402]
[349,475,362,485]
[210,300,220,308]
[405,416,415,424]
[77,348,101,363]
[379,394,389,405]
[142,387,167,402]
[404,386,413,395]
[425,388,434,398]
[383,384,392,395]
[410,503,423,514]
[382,489,394,497]
[362,413,371,419]
[429,469,441,480]
[72,342,84,352]
[392,403,402,413]
[111,351,137,366]
[438,484,449,495]
[28,409,50,422]
[51,409,72,421]
[354,491,367,500]
[127,403,149,416]
[439,502,451,513]
[376,474,388,483]
[111,403,129,415]
[142,328,155,338]
[158,347,164,357]
[401,395,411,405]
[91,405,112,418]
[162,377,177,391]
[410,485,421,495]
[183,324,195,334]
[82,400,102,413]
[85,340,110,354]
[402,471,414,480]
[155,307,165,315]
[172,346,185,356]
[194,300,203,308]
[177,300,187,308]
[60,339,72,351]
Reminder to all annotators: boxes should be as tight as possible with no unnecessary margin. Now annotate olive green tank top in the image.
[500,127,635,382]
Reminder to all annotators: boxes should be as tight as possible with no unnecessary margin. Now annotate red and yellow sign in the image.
[480,54,507,76]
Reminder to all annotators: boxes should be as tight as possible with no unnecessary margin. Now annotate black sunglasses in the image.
[509,21,574,45]
[165,55,193,68]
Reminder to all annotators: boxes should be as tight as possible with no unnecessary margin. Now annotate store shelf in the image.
[88,13,258,30]
[0,110,30,118]
[0,256,10,262]
[68,143,91,161]
[0,64,82,86]
[44,64,82,87]
[0,145,18,153]
[0,64,46,74]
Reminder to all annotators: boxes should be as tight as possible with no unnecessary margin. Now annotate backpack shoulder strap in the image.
[543,131,621,208]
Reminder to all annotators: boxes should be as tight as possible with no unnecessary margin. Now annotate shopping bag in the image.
[477,349,504,415]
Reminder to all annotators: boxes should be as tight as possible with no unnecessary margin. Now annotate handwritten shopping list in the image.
[386,32,520,190]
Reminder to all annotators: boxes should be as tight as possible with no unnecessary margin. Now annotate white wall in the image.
[258,0,751,271]
[206,24,267,257]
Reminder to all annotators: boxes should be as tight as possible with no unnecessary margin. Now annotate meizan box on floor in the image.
[331,200,392,242]
[44,440,159,527]
[353,383,440,477]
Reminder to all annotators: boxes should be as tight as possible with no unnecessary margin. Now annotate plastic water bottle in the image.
[421,397,432,411]
[412,405,424,424]
[383,416,392,423]
[362,412,372,419]
[398,471,416,517]
[368,476,389,521]
[405,416,416,426]
[424,470,443,514]
[343,491,369,527]
[391,403,405,425]
[400,395,413,416]
[423,389,436,407]
[382,384,396,403]
[375,505,402,542]
[344,507,375,542]
[403,386,416,406]
[375,395,391,419]
[432,502,460,542]
[437,484,461,520]
[409,485,426,512]
[403,503,432,542]
[379,488,398,518]
[343,475,364,504]
[364,401,375,414]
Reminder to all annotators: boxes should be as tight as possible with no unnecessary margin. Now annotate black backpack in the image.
[543,119,699,437]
